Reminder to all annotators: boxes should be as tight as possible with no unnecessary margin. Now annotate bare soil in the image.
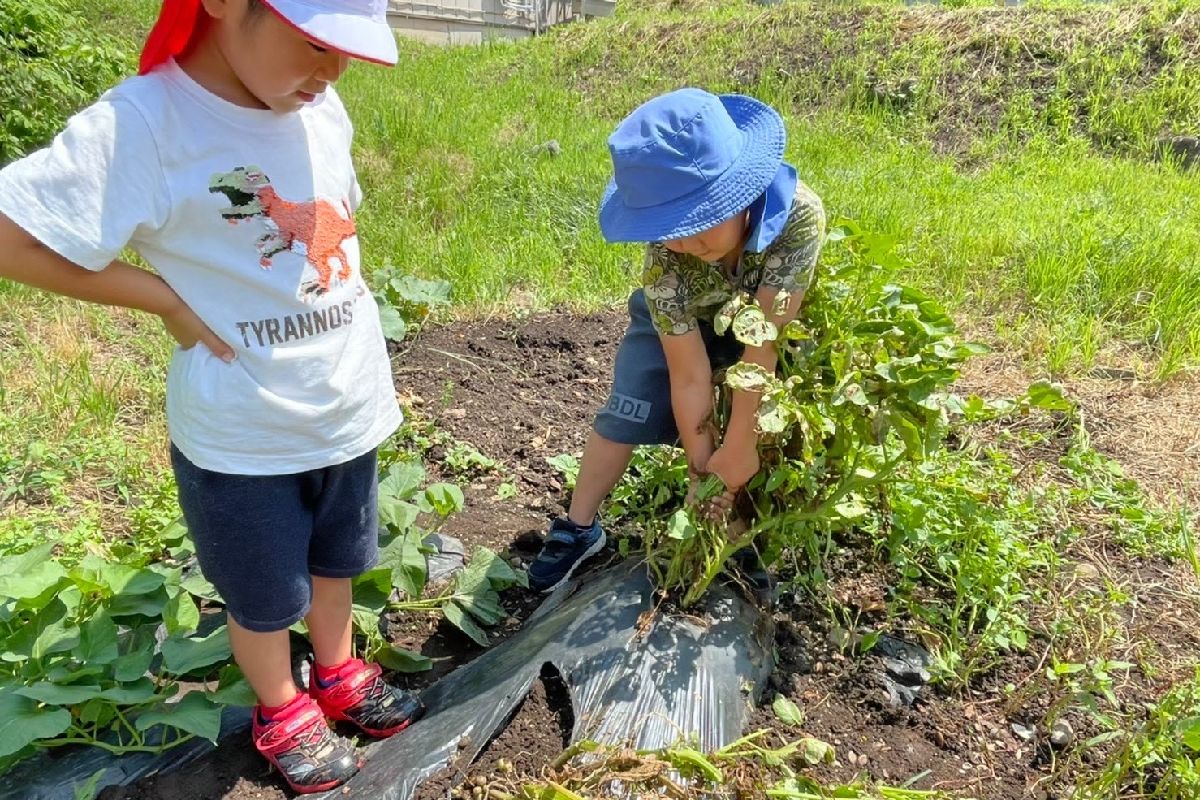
[99,308,1200,800]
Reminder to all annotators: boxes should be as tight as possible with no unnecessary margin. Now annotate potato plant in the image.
[645,220,985,606]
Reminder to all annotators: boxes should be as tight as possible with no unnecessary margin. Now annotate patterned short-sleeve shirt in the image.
[642,181,826,336]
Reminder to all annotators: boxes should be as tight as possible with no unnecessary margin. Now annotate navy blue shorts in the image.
[171,444,380,633]
[594,289,743,446]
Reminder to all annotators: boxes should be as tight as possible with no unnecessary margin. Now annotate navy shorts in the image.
[171,444,380,633]
[594,289,743,446]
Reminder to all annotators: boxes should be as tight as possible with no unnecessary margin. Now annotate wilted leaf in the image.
[799,737,835,765]
[772,695,805,727]
[725,363,775,393]
[732,306,779,347]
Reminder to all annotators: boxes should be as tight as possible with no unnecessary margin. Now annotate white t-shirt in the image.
[0,62,402,475]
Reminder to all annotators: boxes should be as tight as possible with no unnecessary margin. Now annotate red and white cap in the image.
[140,0,398,76]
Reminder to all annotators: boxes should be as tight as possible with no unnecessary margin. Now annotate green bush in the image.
[0,0,126,164]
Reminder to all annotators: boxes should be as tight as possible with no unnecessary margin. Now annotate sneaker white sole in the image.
[538,530,606,594]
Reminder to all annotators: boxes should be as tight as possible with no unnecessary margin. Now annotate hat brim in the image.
[598,94,786,244]
[261,0,399,66]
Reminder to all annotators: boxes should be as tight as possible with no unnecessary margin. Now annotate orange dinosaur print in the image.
[210,167,357,299]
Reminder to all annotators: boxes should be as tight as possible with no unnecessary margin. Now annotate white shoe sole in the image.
[537,530,606,594]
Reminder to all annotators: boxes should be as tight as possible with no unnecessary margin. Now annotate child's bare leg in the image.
[307,575,354,668]
[567,431,635,525]
[228,618,297,708]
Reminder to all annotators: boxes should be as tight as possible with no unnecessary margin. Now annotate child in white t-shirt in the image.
[0,0,422,791]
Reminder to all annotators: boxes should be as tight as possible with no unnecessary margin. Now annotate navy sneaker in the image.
[528,517,606,592]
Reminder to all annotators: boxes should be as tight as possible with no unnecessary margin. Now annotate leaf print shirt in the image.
[642,166,826,336]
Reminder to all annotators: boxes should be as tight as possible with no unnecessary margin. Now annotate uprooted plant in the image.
[645,219,985,608]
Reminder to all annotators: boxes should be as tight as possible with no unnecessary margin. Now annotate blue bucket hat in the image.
[598,88,787,244]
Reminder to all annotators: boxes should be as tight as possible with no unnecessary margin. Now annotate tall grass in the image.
[343,0,1200,374]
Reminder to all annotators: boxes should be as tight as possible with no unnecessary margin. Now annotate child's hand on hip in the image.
[159,287,234,363]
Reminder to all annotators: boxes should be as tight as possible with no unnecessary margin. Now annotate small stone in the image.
[1011,722,1036,741]
[444,408,467,420]
[1050,719,1074,749]
[828,626,854,650]
[1156,134,1200,169]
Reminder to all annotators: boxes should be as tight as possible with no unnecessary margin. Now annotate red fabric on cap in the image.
[139,0,204,75]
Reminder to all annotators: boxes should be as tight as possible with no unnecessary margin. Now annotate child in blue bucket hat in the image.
[528,88,826,593]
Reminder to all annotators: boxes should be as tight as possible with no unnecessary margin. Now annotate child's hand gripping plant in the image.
[643,221,984,607]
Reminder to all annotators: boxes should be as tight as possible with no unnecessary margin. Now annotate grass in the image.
[340,0,1200,376]
[1,1,1200,794]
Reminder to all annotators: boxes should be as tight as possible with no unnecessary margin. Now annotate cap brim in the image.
[261,0,399,66]
[598,94,786,243]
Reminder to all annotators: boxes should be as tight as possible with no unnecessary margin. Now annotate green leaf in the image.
[379,498,420,533]
[5,599,80,661]
[134,692,223,743]
[423,483,465,517]
[0,546,66,604]
[376,300,408,341]
[1024,380,1074,412]
[111,645,155,683]
[379,528,428,598]
[391,275,452,307]
[207,665,258,708]
[74,556,165,598]
[833,499,870,520]
[1178,716,1200,751]
[0,691,72,757]
[443,602,490,647]
[667,509,695,541]
[163,591,200,637]
[160,627,231,676]
[98,678,160,704]
[373,644,432,674]
[108,586,170,620]
[835,382,869,407]
[14,682,104,705]
[379,460,426,503]
[352,605,382,638]
[73,611,119,665]
[714,294,748,335]
[772,695,805,727]
[457,548,519,593]
[180,571,221,603]
[454,589,506,627]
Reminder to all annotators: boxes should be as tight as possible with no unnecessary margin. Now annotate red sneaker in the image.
[252,693,360,794]
[309,657,426,738]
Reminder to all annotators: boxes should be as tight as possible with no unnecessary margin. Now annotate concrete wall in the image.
[387,0,614,45]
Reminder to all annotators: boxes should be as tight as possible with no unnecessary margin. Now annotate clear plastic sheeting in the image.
[312,562,775,800]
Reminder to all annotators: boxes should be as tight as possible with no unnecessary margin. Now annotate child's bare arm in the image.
[0,213,233,361]
[660,329,717,474]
